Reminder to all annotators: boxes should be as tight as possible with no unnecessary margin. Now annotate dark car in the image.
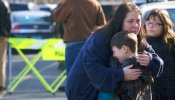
[9,2,38,11]
[11,10,54,38]
[38,3,57,12]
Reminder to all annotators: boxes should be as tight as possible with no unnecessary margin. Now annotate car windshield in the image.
[10,4,28,11]
[167,9,175,24]
[12,15,52,24]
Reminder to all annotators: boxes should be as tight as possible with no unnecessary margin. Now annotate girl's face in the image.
[145,15,163,37]
[112,46,127,63]
[122,11,141,34]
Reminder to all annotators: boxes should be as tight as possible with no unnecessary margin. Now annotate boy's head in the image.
[110,31,138,63]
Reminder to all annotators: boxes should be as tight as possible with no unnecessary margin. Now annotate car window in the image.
[10,3,28,11]
[40,7,51,12]
[12,15,52,24]
[167,9,175,24]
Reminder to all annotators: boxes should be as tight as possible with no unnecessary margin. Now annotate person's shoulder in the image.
[85,30,107,46]
[89,0,101,4]
[91,30,107,40]
[81,0,101,7]
[59,0,71,7]
[62,0,70,5]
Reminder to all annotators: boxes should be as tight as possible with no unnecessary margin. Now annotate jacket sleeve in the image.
[82,34,124,91]
[146,43,164,77]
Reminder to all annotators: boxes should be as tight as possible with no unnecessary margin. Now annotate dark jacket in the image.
[147,37,175,97]
[66,30,163,100]
[112,57,152,100]
[0,0,11,37]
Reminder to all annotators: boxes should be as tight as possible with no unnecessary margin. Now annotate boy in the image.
[98,31,153,100]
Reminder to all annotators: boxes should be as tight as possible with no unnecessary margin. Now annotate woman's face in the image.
[145,15,163,37]
[122,11,141,34]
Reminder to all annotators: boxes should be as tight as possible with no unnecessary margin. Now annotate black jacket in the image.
[112,57,152,100]
[147,36,175,96]
[0,0,11,37]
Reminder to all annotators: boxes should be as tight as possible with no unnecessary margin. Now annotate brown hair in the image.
[110,31,138,53]
[95,2,146,52]
[142,8,175,50]
[97,2,141,42]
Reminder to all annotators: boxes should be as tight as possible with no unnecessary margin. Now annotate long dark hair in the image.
[96,2,146,52]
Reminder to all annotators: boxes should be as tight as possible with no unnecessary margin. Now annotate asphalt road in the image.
[0,53,67,100]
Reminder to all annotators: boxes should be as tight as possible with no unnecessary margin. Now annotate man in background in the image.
[52,0,106,74]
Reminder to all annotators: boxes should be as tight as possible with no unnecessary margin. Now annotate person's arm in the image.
[145,44,164,77]
[82,33,141,91]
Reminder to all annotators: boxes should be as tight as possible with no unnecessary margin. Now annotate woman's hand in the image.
[123,65,142,81]
[136,51,150,66]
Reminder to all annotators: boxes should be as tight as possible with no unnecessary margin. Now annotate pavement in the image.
[0,90,67,100]
[0,54,67,100]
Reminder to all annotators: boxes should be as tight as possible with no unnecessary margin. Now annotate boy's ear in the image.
[122,45,128,53]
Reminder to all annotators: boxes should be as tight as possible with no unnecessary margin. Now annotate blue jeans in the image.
[65,41,85,74]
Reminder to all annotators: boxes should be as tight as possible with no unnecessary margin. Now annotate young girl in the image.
[142,8,175,99]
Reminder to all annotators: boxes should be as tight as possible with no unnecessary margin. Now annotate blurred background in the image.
[1,0,175,99]
[8,0,173,4]
[5,0,174,39]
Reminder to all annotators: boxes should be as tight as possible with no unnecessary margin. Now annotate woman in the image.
[142,8,175,100]
[65,2,163,100]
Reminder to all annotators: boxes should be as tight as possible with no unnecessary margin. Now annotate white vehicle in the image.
[139,1,175,30]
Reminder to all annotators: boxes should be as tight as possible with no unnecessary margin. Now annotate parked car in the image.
[139,1,175,30]
[38,3,57,12]
[9,2,38,11]
[11,10,54,38]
